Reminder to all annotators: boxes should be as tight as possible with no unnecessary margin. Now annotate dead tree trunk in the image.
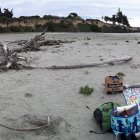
[22,56,133,70]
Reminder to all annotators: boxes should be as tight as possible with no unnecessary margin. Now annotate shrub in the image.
[90,24,101,32]
[77,23,91,32]
[46,22,55,32]
[101,25,128,33]
[21,26,34,32]
[9,26,21,32]
[116,72,125,77]
[0,27,8,33]
[79,85,94,96]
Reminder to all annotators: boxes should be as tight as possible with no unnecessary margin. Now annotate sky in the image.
[0,0,140,27]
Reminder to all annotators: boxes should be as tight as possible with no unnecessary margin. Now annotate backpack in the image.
[94,102,120,133]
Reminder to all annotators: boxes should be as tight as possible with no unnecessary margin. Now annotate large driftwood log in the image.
[0,43,27,70]
[38,40,60,46]
[124,84,140,89]
[22,56,133,70]
[12,28,47,53]
[0,43,18,69]
[38,40,75,46]
[10,39,74,47]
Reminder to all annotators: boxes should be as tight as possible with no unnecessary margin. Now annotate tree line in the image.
[0,8,130,28]
[104,8,130,27]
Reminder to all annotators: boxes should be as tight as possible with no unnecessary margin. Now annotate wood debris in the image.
[12,28,47,53]
[22,56,133,70]
[0,43,23,70]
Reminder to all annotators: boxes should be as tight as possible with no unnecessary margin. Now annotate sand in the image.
[0,32,139,140]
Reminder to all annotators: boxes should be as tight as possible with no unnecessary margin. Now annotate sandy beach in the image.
[0,32,139,140]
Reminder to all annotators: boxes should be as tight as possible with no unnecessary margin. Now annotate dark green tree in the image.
[0,8,2,17]
[104,16,112,23]
[116,8,123,25]
[116,8,130,27]
[104,8,130,27]
[67,13,82,19]
[104,16,109,23]
[67,13,78,18]
[112,14,116,25]
[122,15,130,27]
[3,8,13,18]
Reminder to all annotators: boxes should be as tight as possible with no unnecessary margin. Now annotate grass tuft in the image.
[79,85,94,96]
[116,72,125,77]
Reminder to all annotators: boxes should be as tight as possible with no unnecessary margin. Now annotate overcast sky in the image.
[0,0,140,27]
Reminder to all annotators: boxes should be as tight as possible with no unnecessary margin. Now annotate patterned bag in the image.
[111,104,140,135]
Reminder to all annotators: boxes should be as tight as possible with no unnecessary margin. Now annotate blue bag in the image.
[111,104,140,135]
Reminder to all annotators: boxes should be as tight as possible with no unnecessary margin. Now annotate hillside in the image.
[0,12,138,33]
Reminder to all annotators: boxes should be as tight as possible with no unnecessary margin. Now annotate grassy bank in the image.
[0,23,134,33]
[0,22,101,33]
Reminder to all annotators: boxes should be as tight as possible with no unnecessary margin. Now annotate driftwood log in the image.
[0,116,50,131]
[0,43,27,70]
[124,84,140,89]
[12,28,47,53]
[10,39,74,47]
[23,56,133,70]
[38,40,60,46]
[38,40,75,46]
[0,43,17,69]
[8,40,28,46]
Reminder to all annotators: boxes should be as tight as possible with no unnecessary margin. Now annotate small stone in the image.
[25,93,33,98]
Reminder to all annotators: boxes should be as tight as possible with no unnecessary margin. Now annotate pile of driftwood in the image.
[10,39,74,46]
[0,29,48,70]
[12,29,47,53]
[38,40,74,46]
[0,29,133,71]
[9,32,74,48]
